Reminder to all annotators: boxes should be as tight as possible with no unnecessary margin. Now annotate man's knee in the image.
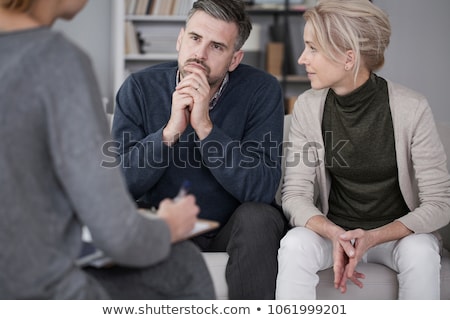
[233,202,286,231]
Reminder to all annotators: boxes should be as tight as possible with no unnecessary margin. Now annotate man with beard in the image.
[112,0,287,299]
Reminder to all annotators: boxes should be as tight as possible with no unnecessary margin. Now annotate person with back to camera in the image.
[112,0,288,299]
[276,0,450,299]
[0,0,215,299]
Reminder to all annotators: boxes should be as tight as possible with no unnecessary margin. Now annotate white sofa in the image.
[203,115,450,300]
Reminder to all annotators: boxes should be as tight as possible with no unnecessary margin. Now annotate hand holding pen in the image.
[157,180,199,243]
[174,180,191,202]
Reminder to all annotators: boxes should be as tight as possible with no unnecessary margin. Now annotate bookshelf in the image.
[246,0,310,113]
[112,0,193,99]
[112,0,311,113]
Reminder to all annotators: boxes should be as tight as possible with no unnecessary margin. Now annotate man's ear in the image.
[228,50,244,72]
[176,28,184,52]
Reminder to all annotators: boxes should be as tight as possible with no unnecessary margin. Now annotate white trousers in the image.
[276,227,441,299]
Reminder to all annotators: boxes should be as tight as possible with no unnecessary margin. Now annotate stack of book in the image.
[139,25,180,54]
[125,23,181,55]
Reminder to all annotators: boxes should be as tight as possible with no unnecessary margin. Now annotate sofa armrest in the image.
[436,122,450,252]
[439,223,450,252]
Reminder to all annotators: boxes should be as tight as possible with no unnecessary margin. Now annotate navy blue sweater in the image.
[112,62,284,227]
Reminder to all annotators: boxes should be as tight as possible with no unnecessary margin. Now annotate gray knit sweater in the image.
[0,27,171,298]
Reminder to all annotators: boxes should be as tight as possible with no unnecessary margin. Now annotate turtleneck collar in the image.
[330,73,378,112]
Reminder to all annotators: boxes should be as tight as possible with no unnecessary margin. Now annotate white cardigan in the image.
[282,80,450,234]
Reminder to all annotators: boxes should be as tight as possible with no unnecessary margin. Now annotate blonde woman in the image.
[277,0,450,299]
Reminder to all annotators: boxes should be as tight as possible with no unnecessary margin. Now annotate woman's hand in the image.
[156,195,200,243]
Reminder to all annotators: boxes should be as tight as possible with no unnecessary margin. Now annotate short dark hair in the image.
[187,0,252,51]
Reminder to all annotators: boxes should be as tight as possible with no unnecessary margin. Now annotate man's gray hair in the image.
[187,0,252,51]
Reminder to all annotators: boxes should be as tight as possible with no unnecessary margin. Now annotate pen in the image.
[174,180,191,202]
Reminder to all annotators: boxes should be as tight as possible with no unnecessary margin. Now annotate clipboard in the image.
[186,218,220,239]
[77,214,220,268]
[138,208,220,239]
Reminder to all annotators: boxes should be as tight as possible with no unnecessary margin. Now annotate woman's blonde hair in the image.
[304,0,391,78]
[0,0,32,11]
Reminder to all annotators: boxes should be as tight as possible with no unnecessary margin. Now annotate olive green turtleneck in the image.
[322,73,409,230]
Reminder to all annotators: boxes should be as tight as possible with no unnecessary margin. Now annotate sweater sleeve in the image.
[112,75,171,200]
[45,39,171,266]
[395,95,450,233]
[281,94,326,227]
[198,75,284,204]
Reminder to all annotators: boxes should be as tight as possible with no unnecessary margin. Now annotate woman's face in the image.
[298,21,354,95]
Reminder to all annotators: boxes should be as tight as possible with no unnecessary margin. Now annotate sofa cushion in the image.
[202,118,450,300]
[203,251,450,300]
[317,263,398,299]
[441,249,450,299]
[203,252,228,299]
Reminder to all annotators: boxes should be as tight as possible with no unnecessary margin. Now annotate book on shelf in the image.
[125,0,194,16]
[125,21,140,54]
[135,24,180,54]
[150,0,162,14]
[157,0,173,15]
[140,38,177,54]
[125,0,136,15]
[125,0,149,15]
[174,0,195,16]
[138,0,150,15]
[151,0,194,16]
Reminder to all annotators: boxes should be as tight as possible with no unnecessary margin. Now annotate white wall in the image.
[376,0,450,122]
[54,0,450,122]
[53,0,113,112]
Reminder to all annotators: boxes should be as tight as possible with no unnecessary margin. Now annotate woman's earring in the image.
[344,65,350,71]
